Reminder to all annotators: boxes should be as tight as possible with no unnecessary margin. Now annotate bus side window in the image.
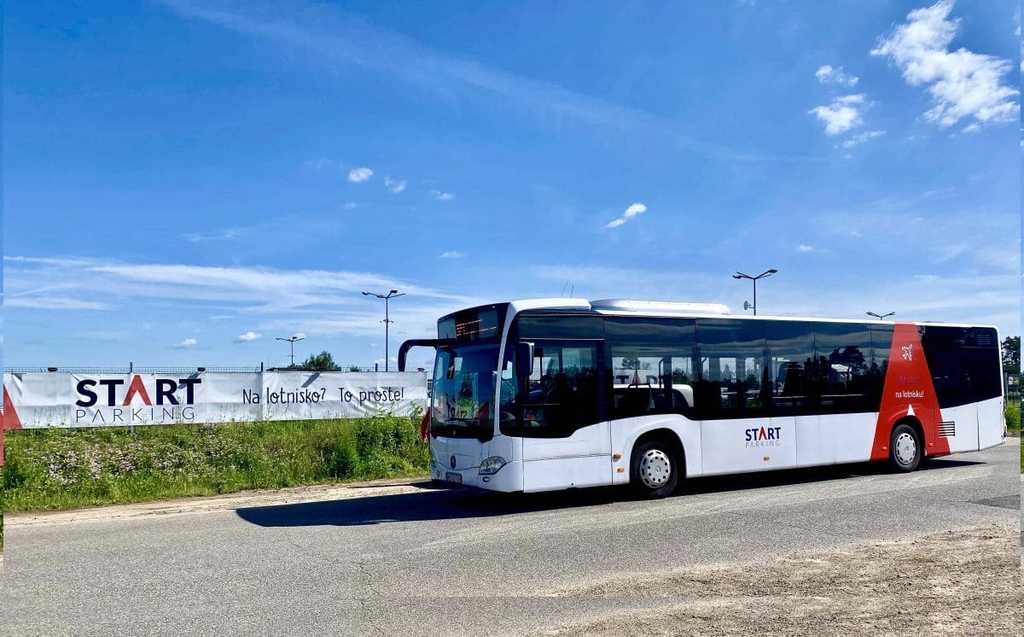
[922,326,1002,408]
[605,317,696,420]
[812,322,877,414]
[518,341,600,437]
[764,320,816,415]
[694,319,766,420]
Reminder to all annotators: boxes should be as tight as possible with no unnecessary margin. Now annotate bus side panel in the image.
[521,420,611,492]
[977,396,1004,449]
[523,455,611,492]
[700,415,796,476]
[939,402,982,453]
[609,414,701,483]
[822,413,877,464]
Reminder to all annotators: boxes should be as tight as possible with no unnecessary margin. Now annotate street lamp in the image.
[362,289,405,371]
[732,269,777,316]
[866,311,895,320]
[275,334,305,367]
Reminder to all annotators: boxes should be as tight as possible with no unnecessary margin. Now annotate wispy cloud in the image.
[605,202,648,229]
[430,190,454,201]
[815,64,859,87]
[839,130,885,148]
[809,94,866,135]
[4,255,468,315]
[384,176,407,193]
[796,244,816,253]
[174,338,198,349]
[183,228,242,243]
[532,261,1017,332]
[871,0,1018,130]
[439,251,464,259]
[5,296,110,311]
[156,0,814,163]
[4,255,482,341]
[814,206,1018,276]
[236,330,262,342]
[347,167,373,183]
[304,157,336,170]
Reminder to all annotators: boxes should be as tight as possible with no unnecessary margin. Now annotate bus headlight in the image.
[478,456,508,475]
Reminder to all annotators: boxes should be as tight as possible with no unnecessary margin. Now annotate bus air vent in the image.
[938,421,956,437]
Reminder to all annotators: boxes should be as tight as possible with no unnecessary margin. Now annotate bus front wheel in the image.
[630,439,680,498]
[889,422,922,472]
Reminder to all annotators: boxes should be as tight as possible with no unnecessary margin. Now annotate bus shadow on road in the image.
[235,457,984,528]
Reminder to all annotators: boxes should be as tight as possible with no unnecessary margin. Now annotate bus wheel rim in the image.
[639,449,671,488]
[894,431,917,465]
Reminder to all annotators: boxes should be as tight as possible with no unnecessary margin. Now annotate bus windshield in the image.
[431,344,498,440]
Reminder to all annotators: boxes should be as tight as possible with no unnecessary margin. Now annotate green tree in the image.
[301,350,341,371]
[1001,336,1020,373]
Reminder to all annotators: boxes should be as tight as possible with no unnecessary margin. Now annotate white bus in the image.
[399,299,1005,498]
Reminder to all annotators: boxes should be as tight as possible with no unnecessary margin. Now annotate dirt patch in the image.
[544,525,1021,636]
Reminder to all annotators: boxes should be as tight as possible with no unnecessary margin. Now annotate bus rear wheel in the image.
[630,439,680,498]
[889,423,922,472]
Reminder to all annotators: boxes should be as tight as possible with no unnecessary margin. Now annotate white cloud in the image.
[605,202,648,229]
[3,256,469,320]
[174,338,198,349]
[236,331,262,342]
[5,296,109,311]
[809,94,866,135]
[815,64,859,87]
[384,177,407,193]
[870,0,1019,129]
[439,251,464,259]
[347,167,374,183]
[796,244,815,253]
[840,129,885,148]
[342,201,358,210]
[430,190,454,201]
[183,228,241,243]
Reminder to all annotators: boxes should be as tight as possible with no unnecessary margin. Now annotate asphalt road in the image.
[2,441,1019,636]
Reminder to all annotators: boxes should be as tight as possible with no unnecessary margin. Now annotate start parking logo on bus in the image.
[74,375,202,425]
[745,425,782,448]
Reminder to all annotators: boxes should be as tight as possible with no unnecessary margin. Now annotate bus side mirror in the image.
[515,341,535,380]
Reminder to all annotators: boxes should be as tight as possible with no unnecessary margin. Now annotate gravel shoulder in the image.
[543,524,1022,636]
[3,477,428,527]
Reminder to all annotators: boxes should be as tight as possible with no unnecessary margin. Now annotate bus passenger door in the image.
[519,340,611,491]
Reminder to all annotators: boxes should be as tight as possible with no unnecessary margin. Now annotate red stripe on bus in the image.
[2,385,22,430]
[871,323,949,460]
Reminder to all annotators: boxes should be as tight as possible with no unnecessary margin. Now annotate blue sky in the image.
[3,0,1020,370]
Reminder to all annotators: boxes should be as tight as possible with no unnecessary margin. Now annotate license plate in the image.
[445,472,463,484]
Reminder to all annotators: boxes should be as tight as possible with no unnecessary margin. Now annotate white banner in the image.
[1,371,428,429]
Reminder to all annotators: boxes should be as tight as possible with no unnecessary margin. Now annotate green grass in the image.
[1005,398,1020,433]
[1,416,429,513]
[1006,397,1022,471]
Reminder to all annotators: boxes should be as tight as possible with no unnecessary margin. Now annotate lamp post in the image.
[275,335,305,367]
[732,269,777,316]
[866,311,895,320]
[362,289,405,371]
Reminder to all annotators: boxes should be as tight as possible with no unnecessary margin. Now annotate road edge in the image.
[5,477,434,528]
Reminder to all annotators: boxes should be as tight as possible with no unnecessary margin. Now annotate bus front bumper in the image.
[431,459,523,493]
